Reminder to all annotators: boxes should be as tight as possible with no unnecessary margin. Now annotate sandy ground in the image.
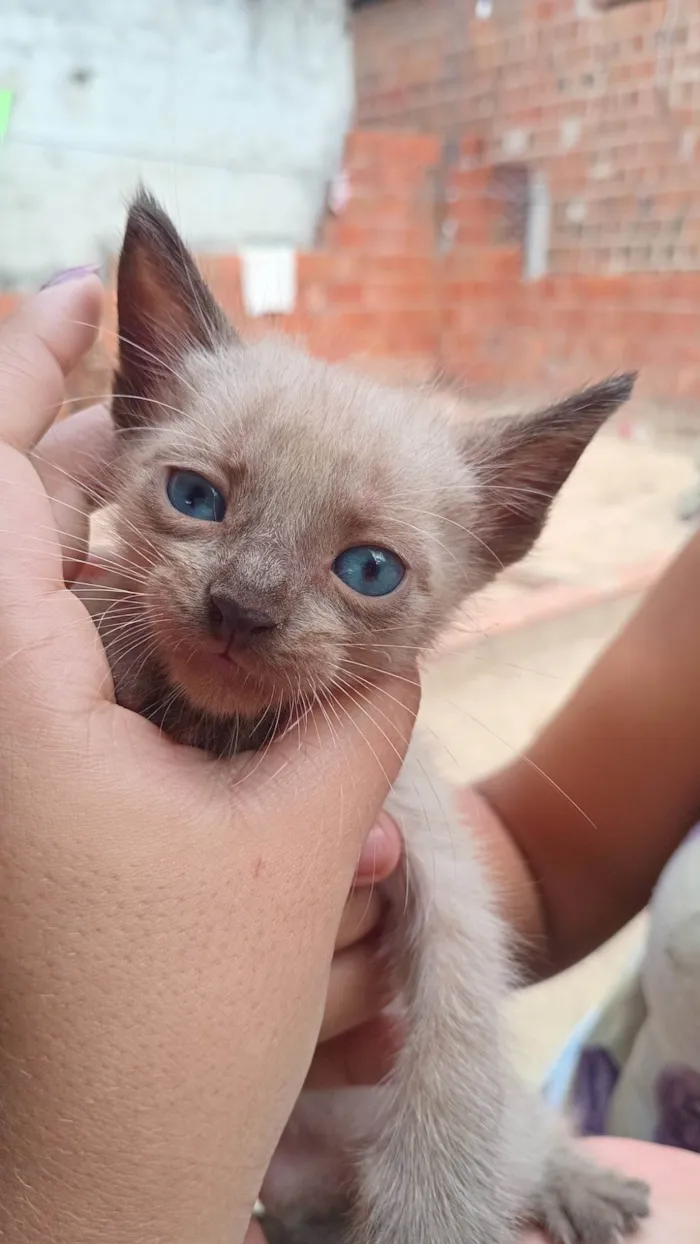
[418,431,695,1087]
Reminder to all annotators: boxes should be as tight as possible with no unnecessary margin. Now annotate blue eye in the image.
[332,546,405,597]
[167,470,226,522]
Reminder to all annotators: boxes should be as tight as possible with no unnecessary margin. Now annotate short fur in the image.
[87,191,650,1244]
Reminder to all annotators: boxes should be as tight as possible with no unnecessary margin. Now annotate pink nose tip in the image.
[209,592,279,645]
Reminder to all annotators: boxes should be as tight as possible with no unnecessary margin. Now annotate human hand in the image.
[0,275,419,1244]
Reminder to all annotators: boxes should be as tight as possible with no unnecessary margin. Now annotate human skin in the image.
[0,276,417,1243]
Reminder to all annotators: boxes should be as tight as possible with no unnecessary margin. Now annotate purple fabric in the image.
[654,1066,700,1152]
[571,1046,620,1137]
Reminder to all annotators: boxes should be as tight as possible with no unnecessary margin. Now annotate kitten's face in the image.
[108,193,635,725]
[112,340,485,718]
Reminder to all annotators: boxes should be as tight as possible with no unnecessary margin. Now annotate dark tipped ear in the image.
[112,189,234,429]
[464,373,636,572]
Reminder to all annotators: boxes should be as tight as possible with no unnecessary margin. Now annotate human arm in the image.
[474,529,700,974]
[0,278,418,1243]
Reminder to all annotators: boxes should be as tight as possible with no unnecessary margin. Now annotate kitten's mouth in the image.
[208,646,251,674]
[194,641,268,684]
[202,647,272,689]
[166,636,296,719]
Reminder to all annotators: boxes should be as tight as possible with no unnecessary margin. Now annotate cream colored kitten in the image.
[83,193,649,1244]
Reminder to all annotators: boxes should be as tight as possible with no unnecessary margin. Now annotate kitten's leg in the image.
[528,1152,650,1244]
[264,737,649,1244]
[514,1102,650,1244]
[351,742,650,1244]
[351,743,521,1244]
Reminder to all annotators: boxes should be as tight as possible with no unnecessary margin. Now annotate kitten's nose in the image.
[209,591,279,646]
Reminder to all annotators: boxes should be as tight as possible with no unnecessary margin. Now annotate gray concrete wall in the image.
[1,0,354,287]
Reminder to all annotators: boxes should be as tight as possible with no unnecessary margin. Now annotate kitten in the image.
[86,192,650,1244]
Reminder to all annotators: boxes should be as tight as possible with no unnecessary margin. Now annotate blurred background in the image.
[2,0,699,1082]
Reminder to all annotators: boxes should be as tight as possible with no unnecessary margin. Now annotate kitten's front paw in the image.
[528,1150,650,1244]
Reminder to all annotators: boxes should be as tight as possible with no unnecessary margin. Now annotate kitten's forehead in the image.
[181,338,453,506]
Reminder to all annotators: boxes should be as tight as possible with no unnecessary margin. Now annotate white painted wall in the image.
[1,0,354,287]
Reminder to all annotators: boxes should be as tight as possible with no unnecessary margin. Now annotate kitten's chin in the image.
[167,645,293,719]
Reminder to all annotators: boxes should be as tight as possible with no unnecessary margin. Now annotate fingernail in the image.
[40,265,100,290]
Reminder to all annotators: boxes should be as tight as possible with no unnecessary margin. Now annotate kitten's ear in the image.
[463,373,636,571]
[112,189,235,428]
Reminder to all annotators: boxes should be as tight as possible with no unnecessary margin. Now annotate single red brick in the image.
[326,282,366,310]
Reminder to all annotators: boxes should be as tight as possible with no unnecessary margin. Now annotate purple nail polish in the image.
[40,265,100,290]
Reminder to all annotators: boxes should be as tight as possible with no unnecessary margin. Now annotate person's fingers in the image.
[32,402,115,505]
[353,812,402,886]
[0,275,102,453]
[336,888,385,952]
[305,1015,403,1091]
[0,276,103,604]
[0,279,116,713]
[31,404,116,582]
[319,937,394,1043]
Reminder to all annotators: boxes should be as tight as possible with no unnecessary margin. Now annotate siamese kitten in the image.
[88,192,649,1244]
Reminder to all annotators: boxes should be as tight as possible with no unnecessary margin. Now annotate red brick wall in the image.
[201,131,442,373]
[2,133,444,417]
[5,126,700,416]
[354,0,700,277]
